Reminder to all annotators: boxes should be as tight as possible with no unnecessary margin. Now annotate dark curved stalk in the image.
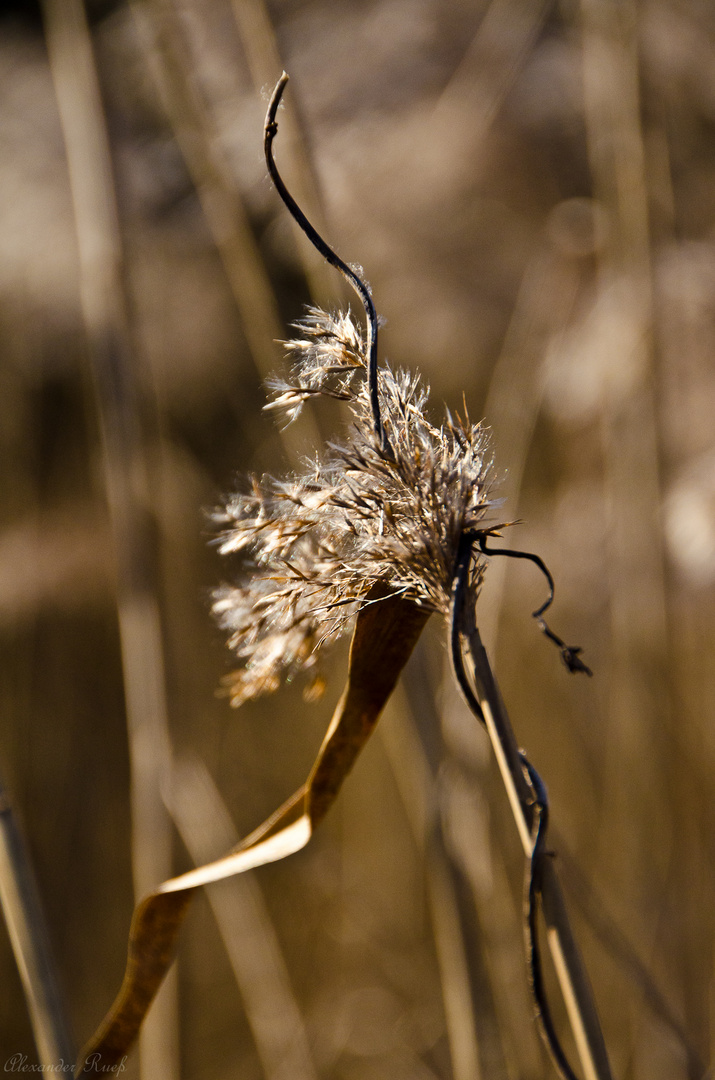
[520,756,579,1080]
[450,534,486,727]
[264,74,391,456]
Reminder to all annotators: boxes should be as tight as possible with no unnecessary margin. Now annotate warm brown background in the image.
[1,1,714,1078]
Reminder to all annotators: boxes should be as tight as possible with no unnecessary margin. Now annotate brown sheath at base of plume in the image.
[75,584,430,1077]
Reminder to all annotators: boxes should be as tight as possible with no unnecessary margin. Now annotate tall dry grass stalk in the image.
[42,0,179,1073]
[0,773,74,1067]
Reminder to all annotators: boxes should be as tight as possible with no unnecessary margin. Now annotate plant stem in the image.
[42,1,179,1074]
[0,773,75,1067]
[456,619,613,1080]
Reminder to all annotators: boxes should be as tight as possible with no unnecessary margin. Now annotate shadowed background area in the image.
[0,0,714,1077]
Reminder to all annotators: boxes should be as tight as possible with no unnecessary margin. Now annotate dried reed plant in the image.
[67,73,611,1080]
[3,4,713,1078]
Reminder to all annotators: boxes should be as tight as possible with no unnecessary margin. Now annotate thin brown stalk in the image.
[42,1,179,1076]
[578,4,673,1043]
[426,0,550,193]
[478,242,582,648]
[378,690,485,1080]
[0,773,75,1068]
[426,838,484,1080]
[165,755,319,1080]
[128,3,279,365]
[227,0,336,301]
[128,0,324,459]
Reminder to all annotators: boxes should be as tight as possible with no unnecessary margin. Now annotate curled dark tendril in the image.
[475,532,593,676]
[264,73,391,456]
[520,755,580,1080]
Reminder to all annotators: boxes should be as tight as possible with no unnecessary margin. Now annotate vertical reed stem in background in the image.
[165,756,319,1080]
[456,614,613,1080]
[128,0,282,372]
[578,7,673,1046]
[478,244,581,649]
[0,773,75,1067]
[377,696,486,1080]
[426,838,483,1080]
[428,0,549,189]
[128,0,322,457]
[42,2,179,1076]
[227,0,335,301]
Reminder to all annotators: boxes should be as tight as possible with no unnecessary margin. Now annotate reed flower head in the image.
[212,306,503,706]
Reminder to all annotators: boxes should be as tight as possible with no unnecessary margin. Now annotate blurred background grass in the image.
[0,0,714,1077]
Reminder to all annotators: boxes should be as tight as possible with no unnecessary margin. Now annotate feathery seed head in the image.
[213,306,505,707]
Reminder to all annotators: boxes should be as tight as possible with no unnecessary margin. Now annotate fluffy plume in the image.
[213,307,503,707]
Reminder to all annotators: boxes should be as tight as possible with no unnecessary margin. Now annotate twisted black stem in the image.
[264,74,391,456]
[450,532,487,727]
[520,755,580,1080]
[450,532,584,1080]
[474,532,592,676]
